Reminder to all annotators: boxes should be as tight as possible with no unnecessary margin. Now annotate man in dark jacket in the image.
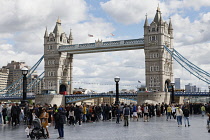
[16,103,21,125]
[183,106,190,127]
[11,103,18,126]
[123,104,130,126]
[55,108,66,139]
[74,105,82,125]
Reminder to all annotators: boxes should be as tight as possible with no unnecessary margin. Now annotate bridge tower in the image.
[144,7,174,92]
[43,19,73,95]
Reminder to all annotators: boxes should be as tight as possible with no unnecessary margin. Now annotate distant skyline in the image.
[1,0,210,92]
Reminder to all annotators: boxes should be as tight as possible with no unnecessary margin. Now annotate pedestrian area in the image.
[0,115,209,140]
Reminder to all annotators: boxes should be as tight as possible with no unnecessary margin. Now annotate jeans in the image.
[116,114,120,123]
[0,112,2,124]
[83,114,86,122]
[201,111,205,116]
[177,116,182,125]
[124,116,129,126]
[167,112,171,120]
[57,124,64,138]
[184,117,190,126]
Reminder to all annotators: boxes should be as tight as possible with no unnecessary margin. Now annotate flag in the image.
[88,34,93,37]
[110,33,115,36]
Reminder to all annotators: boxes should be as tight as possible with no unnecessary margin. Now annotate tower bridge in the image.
[1,7,210,105]
[43,7,173,100]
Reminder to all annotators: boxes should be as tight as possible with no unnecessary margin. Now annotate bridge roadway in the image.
[0,114,209,140]
[0,92,209,101]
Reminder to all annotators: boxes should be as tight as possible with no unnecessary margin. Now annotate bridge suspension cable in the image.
[164,46,210,84]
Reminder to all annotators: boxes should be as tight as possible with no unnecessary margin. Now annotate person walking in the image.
[132,104,138,121]
[115,105,120,124]
[55,108,66,139]
[74,105,82,125]
[166,104,172,121]
[2,105,7,124]
[171,105,176,119]
[183,106,190,127]
[123,104,130,126]
[68,106,75,126]
[143,104,149,122]
[7,104,12,125]
[201,104,206,117]
[11,103,18,126]
[39,108,49,138]
[176,106,183,127]
[0,102,3,125]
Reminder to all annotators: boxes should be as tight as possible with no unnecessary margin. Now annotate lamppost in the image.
[114,76,120,105]
[170,82,175,104]
[21,67,29,106]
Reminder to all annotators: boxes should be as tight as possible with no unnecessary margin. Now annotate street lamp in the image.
[21,67,29,106]
[114,76,120,105]
[170,82,175,104]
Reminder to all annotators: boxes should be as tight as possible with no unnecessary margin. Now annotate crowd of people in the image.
[0,101,210,139]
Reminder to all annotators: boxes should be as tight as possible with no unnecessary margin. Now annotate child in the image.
[25,125,32,139]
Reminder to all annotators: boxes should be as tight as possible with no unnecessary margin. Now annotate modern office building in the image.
[175,78,180,90]
[185,83,199,92]
[0,68,9,94]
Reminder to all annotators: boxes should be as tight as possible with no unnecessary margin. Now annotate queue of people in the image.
[1,101,210,138]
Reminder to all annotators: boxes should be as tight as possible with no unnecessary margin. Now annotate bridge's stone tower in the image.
[144,7,174,92]
[43,19,73,94]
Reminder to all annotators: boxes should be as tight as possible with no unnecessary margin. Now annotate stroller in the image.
[30,118,48,140]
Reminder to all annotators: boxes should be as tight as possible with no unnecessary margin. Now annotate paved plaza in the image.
[0,115,209,140]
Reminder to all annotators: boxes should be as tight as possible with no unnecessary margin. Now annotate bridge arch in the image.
[164,79,171,92]
[60,84,67,95]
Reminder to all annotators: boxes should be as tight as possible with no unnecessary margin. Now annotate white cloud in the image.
[1,0,210,93]
[172,12,210,45]
[101,0,162,24]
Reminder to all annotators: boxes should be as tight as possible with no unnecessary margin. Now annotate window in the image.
[150,54,153,58]
[152,36,156,41]
[48,45,53,50]
[152,28,155,32]
[150,66,153,71]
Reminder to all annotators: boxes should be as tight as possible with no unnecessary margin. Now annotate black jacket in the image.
[55,110,66,125]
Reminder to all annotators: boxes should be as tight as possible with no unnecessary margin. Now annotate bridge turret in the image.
[44,19,74,95]
[144,7,174,92]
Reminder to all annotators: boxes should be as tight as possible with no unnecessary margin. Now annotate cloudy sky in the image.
[1,0,210,93]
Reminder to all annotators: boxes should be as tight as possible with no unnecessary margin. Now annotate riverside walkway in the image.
[0,114,209,140]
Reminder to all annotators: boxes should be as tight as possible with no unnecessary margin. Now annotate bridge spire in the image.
[144,14,149,27]
[169,18,173,30]
[53,17,64,35]
[153,6,161,24]
[44,27,48,38]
